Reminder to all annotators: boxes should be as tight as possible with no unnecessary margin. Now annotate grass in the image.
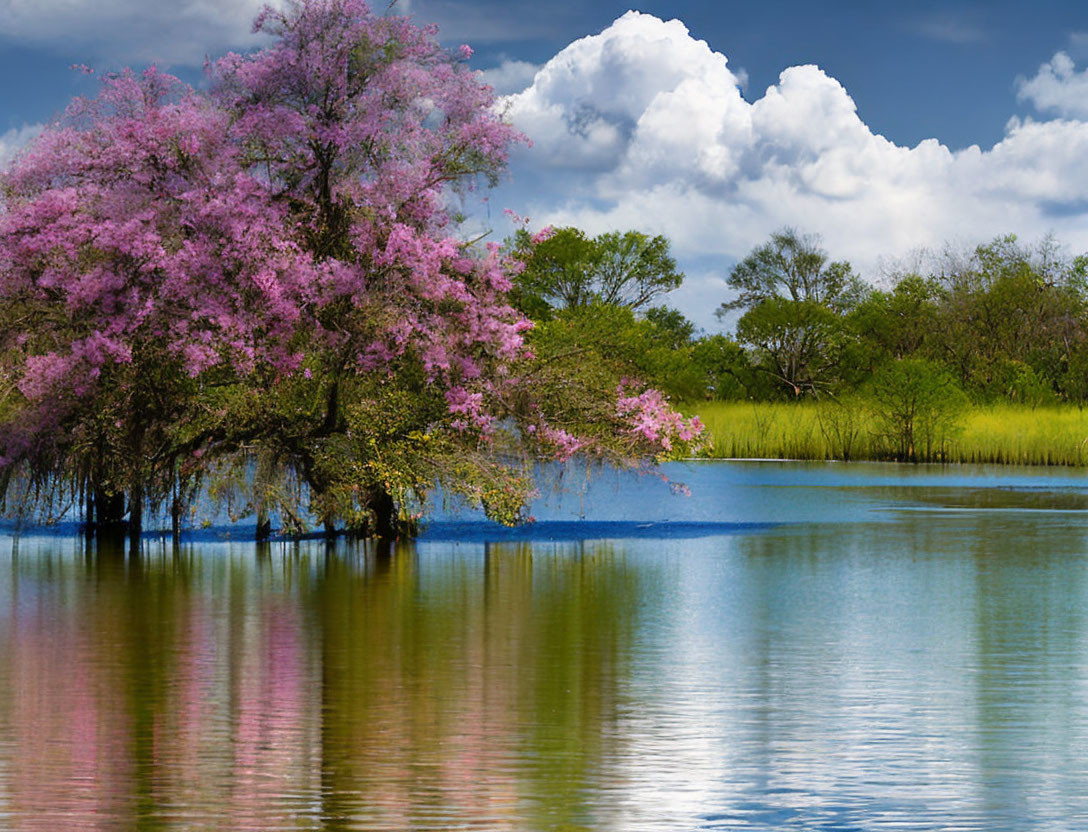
[690,401,1088,467]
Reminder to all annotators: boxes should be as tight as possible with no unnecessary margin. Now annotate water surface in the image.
[3,461,1088,830]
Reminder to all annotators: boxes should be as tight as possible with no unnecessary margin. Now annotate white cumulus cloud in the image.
[479,59,541,96]
[497,12,1088,329]
[1017,51,1088,119]
[0,0,284,65]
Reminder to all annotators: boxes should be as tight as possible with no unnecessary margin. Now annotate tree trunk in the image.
[171,496,182,543]
[256,505,272,542]
[94,485,126,528]
[321,380,340,435]
[128,484,143,554]
[370,486,396,540]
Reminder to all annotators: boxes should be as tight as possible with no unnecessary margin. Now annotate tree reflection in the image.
[0,536,645,830]
[314,539,643,830]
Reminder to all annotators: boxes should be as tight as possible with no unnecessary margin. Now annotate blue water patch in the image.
[6,460,1088,540]
[418,519,782,542]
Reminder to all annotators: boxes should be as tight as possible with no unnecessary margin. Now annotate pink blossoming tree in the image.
[0,67,311,535]
[0,0,701,541]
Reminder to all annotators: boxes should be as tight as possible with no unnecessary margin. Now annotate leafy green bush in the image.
[864,359,967,461]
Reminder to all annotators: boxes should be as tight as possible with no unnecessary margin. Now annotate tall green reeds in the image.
[692,401,1088,466]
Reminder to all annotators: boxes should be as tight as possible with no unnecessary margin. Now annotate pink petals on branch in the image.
[616,387,704,453]
[0,0,701,493]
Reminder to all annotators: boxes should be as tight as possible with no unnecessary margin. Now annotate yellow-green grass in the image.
[690,401,1088,467]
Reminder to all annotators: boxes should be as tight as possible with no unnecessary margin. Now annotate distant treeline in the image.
[514,226,1088,461]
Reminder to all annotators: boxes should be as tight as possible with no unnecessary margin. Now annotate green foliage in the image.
[0,337,230,528]
[925,235,1088,399]
[528,303,705,406]
[863,359,967,462]
[513,227,1088,415]
[511,227,595,319]
[990,360,1057,408]
[204,367,541,534]
[690,335,758,400]
[719,227,866,315]
[717,229,865,398]
[1059,342,1088,402]
[513,227,683,315]
[848,274,942,367]
[643,305,696,349]
[735,297,847,396]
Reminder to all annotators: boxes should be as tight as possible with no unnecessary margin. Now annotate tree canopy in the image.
[718,227,864,315]
[719,229,864,396]
[512,226,683,317]
[0,0,701,541]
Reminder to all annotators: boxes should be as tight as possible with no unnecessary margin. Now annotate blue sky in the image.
[4,0,1088,329]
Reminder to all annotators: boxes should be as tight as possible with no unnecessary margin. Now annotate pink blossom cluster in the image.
[0,0,531,450]
[616,387,704,453]
[1,67,313,406]
[0,0,702,485]
[530,226,556,245]
[209,0,531,430]
[445,387,493,433]
[541,426,583,461]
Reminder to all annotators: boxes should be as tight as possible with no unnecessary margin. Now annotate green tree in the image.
[849,274,942,366]
[735,297,847,397]
[690,335,759,400]
[719,230,865,397]
[718,227,865,315]
[513,227,683,317]
[865,358,967,462]
[530,304,705,403]
[643,306,696,350]
[926,235,1088,399]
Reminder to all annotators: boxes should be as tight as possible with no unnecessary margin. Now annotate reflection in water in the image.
[2,539,327,830]
[4,464,1088,828]
[315,541,643,831]
[0,536,649,831]
[967,515,1088,829]
[689,514,1088,830]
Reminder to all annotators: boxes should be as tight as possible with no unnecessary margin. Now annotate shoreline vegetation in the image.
[693,401,1088,467]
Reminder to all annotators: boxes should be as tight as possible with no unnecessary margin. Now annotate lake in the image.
[3,460,1088,830]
